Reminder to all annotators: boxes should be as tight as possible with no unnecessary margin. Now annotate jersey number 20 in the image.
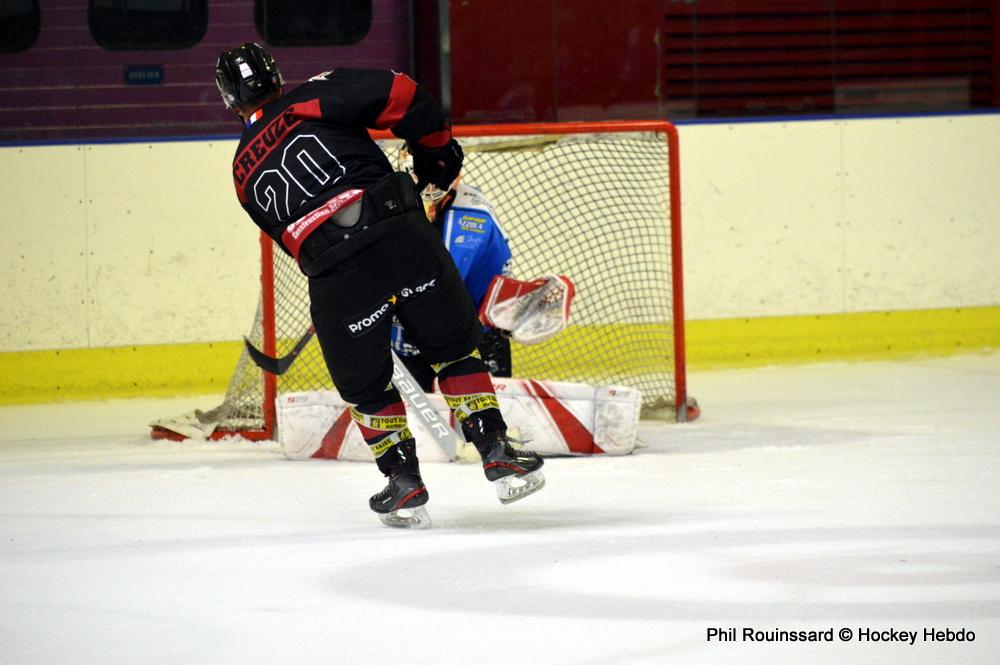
[252,135,344,222]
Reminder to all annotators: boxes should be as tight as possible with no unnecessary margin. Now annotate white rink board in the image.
[0,146,90,351]
[2,114,999,351]
[679,114,1000,319]
[0,140,257,352]
[841,116,1000,311]
[680,119,845,316]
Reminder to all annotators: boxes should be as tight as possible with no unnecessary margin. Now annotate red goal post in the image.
[151,120,690,442]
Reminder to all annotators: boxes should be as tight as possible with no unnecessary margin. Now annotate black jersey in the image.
[230,68,452,256]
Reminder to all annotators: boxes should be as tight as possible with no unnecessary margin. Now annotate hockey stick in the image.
[243,329,461,460]
[388,355,459,460]
[243,326,316,376]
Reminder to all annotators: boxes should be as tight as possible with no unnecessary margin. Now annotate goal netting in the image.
[151,121,688,441]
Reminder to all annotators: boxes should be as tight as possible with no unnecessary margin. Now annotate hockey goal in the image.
[151,120,689,441]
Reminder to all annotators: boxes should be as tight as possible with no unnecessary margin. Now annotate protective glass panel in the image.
[89,0,207,51]
[0,0,40,54]
[255,0,372,47]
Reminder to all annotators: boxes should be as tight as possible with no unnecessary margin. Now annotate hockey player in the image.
[214,43,544,528]
[390,152,514,392]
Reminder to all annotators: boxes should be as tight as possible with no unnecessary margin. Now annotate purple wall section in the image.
[0,0,411,144]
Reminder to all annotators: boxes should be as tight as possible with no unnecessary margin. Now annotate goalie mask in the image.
[215,42,284,111]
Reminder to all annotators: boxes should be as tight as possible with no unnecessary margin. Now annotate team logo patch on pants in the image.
[398,277,436,300]
[344,277,437,337]
[346,295,396,336]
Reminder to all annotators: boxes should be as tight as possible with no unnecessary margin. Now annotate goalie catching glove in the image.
[409,139,463,192]
[479,274,576,345]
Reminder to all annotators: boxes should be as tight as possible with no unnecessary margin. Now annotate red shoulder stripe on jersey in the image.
[374,73,417,129]
[291,98,322,120]
[416,128,452,149]
[233,99,323,203]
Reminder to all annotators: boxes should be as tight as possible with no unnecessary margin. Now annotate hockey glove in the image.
[411,139,464,192]
[479,275,577,345]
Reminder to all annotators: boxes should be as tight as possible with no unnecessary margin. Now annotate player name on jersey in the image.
[232,100,321,192]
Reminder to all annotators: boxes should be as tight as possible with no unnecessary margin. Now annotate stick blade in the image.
[243,337,291,376]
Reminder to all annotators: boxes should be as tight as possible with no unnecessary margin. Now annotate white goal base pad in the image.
[277,377,642,462]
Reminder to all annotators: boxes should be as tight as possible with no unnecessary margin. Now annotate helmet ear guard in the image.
[215,42,284,111]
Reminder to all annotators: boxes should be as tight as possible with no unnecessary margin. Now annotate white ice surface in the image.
[1,354,998,665]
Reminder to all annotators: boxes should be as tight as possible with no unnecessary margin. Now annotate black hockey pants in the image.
[307,195,482,405]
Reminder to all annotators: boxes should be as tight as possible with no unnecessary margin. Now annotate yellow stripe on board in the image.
[686,306,1000,370]
[0,341,243,405]
[511,323,675,380]
[0,306,996,405]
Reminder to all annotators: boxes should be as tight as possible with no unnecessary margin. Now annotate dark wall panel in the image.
[448,0,998,124]
[448,0,662,124]
[662,0,995,117]
[0,0,411,143]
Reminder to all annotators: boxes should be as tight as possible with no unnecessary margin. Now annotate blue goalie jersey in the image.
[440,183,512,307]
[392,182,512,355]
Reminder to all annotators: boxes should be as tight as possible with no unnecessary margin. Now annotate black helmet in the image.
[215,42,284,110]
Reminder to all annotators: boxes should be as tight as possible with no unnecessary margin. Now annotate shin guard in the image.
[351,388,413,469]
[433,352,506,440]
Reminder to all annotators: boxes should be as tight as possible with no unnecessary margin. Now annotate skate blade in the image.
[495,470,546,505]
[378,505,432,529]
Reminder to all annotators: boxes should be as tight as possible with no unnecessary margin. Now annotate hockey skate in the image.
[370,440,431,529]
[475,430,546,504]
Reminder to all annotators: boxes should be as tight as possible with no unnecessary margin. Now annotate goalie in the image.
[393,146,576,392]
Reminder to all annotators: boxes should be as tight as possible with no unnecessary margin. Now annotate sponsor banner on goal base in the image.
[276,378,641,462]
